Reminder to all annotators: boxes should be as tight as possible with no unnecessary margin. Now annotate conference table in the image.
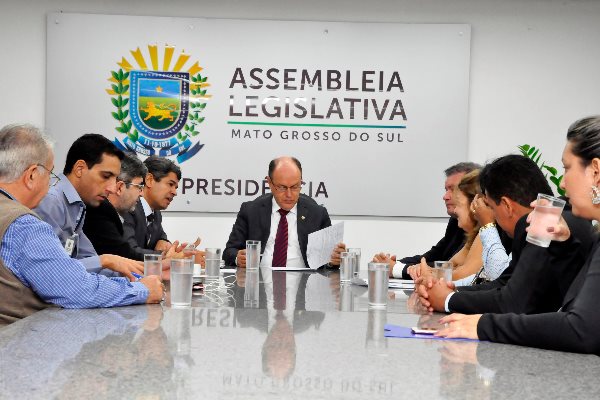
[1,267,599,400]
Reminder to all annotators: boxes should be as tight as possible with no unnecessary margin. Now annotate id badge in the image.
[64,233,79,257]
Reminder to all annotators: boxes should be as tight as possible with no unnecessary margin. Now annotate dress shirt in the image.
[392,262,404,278]
[34,174,112,276]
[262,199,304,267]
[1,212,148,308]
[140,196,153,219]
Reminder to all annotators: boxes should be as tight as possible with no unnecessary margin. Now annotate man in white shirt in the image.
[223,156,344,268]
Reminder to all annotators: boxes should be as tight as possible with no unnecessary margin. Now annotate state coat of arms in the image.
[106,44,209,163]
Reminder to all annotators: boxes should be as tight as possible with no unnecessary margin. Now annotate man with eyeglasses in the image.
[83,152,155,261]
[223,156,345,268]
[35,133,145,280]
[0,124,163,326]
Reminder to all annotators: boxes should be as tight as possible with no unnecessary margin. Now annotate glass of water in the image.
[340,252,355,283]
[170,258,194,307]
[347,248,361,277]
[526,193,566,247]
[246,240,260,270]
[368,262,389,307]
[144,254,162,279]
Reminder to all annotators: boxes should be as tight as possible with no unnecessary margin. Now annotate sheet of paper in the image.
[306,222,344,269]
[384,324,479,342]
[351,277,414,289]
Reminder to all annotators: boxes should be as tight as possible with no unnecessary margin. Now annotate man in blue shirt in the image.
[0,123,163,326]
[35,133,144,279]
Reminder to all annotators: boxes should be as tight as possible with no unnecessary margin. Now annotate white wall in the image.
[2,0,599,261]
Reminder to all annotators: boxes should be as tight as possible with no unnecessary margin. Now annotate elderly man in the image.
[0,124,163,326]
[84,152,152,261]
[223,156,344,268]
[35,134,144,279]
[373,162,481,278]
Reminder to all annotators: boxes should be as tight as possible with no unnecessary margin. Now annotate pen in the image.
[132,272,143,280]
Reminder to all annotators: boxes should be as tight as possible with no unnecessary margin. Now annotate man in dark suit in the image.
[418,155,594,315]
[84,153,152,261]
[123,156,181,255]
[373,162,481,278]
[223,156,344,268]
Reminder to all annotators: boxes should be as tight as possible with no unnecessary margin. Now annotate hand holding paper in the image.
[306,222,344,269]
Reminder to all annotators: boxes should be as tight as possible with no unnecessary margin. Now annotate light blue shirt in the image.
[446,227,512,310]
[34,173,112,275]
[0,196,148,308]
[479,226,511,280]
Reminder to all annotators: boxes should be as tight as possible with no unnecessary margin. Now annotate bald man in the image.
[223,157,344,268]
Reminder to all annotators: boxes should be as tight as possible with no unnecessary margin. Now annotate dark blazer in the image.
[399,217,465,267]
[122,199,168,255]
[478,237,600,355]
[82,199,150,261]
[223,193,332,267]
[449,210,595,314]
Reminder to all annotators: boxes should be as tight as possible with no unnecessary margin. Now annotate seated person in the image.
[468,193,511,283]
[435,116,600,355]
[418,154,593,316]
[0,124,162,326]
[84,152,153,261]
[223,156,345,268]
[410,170,507,285]
[123,156,180,255]
[373,162,480,278]
[34,133,143,279]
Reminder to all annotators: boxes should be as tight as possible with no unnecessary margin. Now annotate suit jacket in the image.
[122,199,168,255]
[478,236,600,355]
[223,193,332,267]
[83,199,149,261]
[399,217,465,267]
[449,210,595,315]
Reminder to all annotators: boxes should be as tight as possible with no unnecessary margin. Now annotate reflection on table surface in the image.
[1,267,600,400]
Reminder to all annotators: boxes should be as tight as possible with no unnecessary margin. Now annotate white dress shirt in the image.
[261,198,305,267]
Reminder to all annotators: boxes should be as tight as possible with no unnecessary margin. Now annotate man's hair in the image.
[479,154,552,207]
[119,152,147,183]
[444,162,481,177]
[268,157,302,179]
[0,124,53,183]
[566,116,600,167]
[63,133,124,174]
[144,155,181,181]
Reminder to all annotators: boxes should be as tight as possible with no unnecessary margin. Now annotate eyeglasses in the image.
[271,182,302,193]
[119,180,145,191]
[37,164,60,187]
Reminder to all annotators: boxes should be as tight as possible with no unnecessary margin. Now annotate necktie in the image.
[272,209,289,267]
[146,213,155,246]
